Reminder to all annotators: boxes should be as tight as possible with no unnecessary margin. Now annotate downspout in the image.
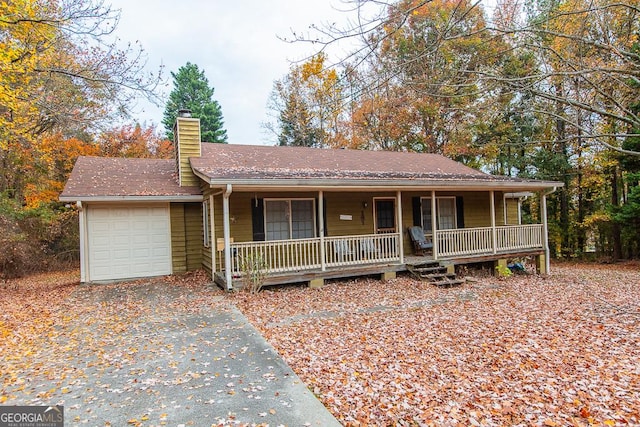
[431,191,438,260]
[396,190,404,264]
[490,191,497,254]
[319,191,326,271]
[223,184,233,291]
[541,186,558,274]
[76,201,87,283]
[208,189,224,278]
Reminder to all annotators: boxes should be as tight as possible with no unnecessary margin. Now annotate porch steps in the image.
[406,261,464,287]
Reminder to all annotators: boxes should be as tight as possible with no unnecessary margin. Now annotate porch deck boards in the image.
[405,248,544,266]
[215,262,406,289]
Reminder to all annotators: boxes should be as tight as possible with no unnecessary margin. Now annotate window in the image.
[265,199,315,241]
[420,197,456,232]
[203,199,211,247]
[374,198,396,233]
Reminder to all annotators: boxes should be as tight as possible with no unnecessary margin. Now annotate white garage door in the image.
[87,205,172,281]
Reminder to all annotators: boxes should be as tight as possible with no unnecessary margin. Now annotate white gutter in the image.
[223,184,233,291]
[59,195,203,203]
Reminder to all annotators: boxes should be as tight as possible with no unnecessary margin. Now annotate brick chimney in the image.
[174,109,201,187]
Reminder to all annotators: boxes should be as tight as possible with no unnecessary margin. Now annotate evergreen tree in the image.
[278,92,319,147]
[162,62,228,143]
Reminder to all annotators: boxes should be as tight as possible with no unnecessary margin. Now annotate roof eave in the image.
[202,177,564,191]
[59,195,204,203]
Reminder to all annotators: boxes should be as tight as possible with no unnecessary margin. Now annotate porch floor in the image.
[215,248,544,290]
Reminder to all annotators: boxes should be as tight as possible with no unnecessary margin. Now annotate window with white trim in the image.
[420,197,456,232]
[203,199,211,247]
[265,199,315,241]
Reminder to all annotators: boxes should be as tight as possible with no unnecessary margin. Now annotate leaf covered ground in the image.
[233,263,640,426]
[1,263,639,426]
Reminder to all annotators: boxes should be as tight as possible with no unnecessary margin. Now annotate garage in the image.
[87,205,172,281]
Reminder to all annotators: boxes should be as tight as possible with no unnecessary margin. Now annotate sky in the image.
[107,0,357,146]
[108,0,497,146]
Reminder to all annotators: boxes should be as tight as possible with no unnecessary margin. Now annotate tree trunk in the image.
[610,165,622,260]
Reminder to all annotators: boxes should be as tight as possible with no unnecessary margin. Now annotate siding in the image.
[505,198,520,225]
[175,117,201,187]
[326,191,391,236]
[170,202,203,273]
[170,204,187,273]
[211,190,510,259]
[184,203,203,270]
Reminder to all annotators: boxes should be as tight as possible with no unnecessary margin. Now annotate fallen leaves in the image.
[3,263,638,426]
[234,263,640,426]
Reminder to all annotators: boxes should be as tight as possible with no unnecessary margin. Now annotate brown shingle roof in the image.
[192,144,511,182]
[62,144,560,201]
[60,157,201,201]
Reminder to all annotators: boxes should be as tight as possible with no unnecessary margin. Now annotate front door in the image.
[374,198,396,234]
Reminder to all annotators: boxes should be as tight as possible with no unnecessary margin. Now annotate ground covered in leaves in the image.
[233,263,640,426]
[2,263,639,426]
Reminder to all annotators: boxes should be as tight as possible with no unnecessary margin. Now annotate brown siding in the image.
[211,190,510,259]
[325,192,391,236]
[170,203,187,273]
[175,117,201,187]
[184,203,203,270]
[505,198,520,225]
[171,202,203,273]
[462,192,492,228]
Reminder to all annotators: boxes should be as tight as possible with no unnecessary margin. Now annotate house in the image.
[60,113,562,287]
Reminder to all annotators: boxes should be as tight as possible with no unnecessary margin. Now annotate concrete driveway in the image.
[3,279,340,426]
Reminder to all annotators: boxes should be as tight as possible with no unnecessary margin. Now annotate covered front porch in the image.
[206,181,556,290]
[214,222,547,289]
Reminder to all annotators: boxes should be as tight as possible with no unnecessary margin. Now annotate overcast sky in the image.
[108,0,497,146]
[107,0,357,145]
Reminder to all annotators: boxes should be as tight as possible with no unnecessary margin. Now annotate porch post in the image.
[396,190,404,264]
[319,190,326,271]
[490,190,497,254]
[431,191,438,260]
[541,191,550,273]
[223,184,233,290]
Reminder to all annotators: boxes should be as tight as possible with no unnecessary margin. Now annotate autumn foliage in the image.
[0,124,171,279]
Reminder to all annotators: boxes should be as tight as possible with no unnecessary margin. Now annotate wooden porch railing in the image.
[496,224,543,252]
[230,237,321,275]
[324,233,400,268]
[436,224,544,259]
[229,233,401,276]
[227,225,543,277]
[436,227,494,257]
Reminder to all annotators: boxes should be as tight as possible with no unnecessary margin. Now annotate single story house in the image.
[60,114,562,288]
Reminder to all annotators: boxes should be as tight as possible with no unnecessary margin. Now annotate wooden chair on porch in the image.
[334,239,354,262]
[359,237,378,259]
[408,226,433,255]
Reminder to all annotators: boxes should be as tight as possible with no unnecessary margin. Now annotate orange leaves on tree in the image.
[97,123,172,159]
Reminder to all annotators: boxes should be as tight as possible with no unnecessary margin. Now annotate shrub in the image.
[239,253,268,294]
